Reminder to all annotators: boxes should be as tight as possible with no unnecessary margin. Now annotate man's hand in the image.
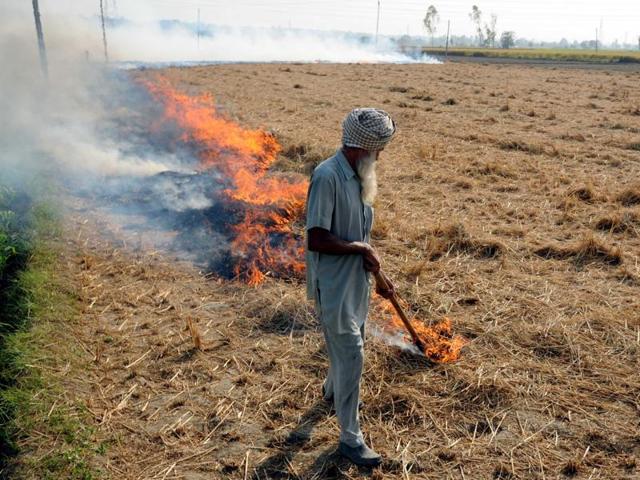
[375,271,396,299]
[355,242,380,273]
[307,230,382,273]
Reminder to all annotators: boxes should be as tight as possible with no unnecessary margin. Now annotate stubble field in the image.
[26,62,640,479]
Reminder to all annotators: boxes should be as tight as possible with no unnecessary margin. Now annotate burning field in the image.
[88,72,466,362]
[13,61,640,479]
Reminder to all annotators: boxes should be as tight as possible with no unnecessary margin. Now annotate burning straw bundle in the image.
[375,270,467,362]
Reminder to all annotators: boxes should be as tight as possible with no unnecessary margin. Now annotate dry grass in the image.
[421,222,505,260]
[616,184,640,206]
[594,210,640,234]
[534,234,623,266]
[565,184,601,203]
[276,140,336,176]
[27,62,640,479]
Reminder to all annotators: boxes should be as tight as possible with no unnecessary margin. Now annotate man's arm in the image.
[307,227,380,272]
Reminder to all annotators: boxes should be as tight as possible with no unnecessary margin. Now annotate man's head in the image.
[342,108,396,206]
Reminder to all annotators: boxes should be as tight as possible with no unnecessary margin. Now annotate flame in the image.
[375,297,467,363]
[139,75,307,283]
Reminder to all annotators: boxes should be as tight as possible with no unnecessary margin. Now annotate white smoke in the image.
[0,4,180,181]
[3,1,437,66]
[368,323,422,355]
[105,23,435,65]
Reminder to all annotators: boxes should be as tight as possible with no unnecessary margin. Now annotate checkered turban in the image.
[342,108,396,151]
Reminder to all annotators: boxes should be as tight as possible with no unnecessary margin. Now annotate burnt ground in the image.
[15,62,640,479]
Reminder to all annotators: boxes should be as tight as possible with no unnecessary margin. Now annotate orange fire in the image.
[375,297,467,362]
[139,76,308,284]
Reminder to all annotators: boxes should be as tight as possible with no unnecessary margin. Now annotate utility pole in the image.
[197,8,201,49]
[375,0,380,45]
[445,20,450,59]
[31,0,48,77]
[100,0,109,62]
[595,28,599,53]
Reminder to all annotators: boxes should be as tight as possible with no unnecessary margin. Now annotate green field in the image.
[420,47,640,63]
[0,183,100,478]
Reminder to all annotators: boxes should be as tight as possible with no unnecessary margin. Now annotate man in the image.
[305,108,396,467]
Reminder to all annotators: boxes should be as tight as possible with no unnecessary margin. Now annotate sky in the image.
[25,0,640,43]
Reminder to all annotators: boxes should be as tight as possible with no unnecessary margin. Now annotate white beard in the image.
[356,152,378,206]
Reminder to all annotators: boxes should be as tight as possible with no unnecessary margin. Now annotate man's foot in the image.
[322,386,363,410]
[338,442,382,467]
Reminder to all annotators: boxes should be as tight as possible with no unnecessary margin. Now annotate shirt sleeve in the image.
[306,172,335,231]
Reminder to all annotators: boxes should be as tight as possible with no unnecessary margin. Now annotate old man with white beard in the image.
[305,108,396,467]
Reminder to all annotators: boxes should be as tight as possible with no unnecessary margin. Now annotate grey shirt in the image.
[305,150,374,335]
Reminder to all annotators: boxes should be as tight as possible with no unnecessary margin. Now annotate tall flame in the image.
[139,76,307,284]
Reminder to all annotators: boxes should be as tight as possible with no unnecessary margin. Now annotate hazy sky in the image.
[34,0,640,43]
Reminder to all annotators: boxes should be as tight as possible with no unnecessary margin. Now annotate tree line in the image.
[420,4,640,51]
[423,4,514,49]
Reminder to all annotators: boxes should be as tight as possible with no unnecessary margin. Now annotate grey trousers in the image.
[321,322,366,447]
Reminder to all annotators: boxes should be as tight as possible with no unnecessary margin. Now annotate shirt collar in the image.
[335,149,357,181]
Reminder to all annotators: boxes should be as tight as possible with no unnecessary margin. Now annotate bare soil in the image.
[29,62,640,479]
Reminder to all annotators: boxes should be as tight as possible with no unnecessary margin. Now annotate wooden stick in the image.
[374,270,425,351]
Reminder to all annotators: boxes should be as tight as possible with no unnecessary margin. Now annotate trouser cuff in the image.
[340,432,364,448]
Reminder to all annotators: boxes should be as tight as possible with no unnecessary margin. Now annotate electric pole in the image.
[100,0,109,62]
[595,28,598,53]
[445,20,450,59]
[375,0,380,44]
[31,0,48,77]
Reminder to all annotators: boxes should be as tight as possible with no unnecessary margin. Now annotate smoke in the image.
[368,324,422,355]
[0,5,180,185]
[104,22,434,65]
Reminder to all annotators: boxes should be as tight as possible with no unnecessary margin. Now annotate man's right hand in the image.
[356,242,380,273]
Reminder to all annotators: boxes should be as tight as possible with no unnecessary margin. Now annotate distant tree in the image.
[500,31,515,49]
[469,5,484,47]
[580,40,597,49]
[484,13,497,47]
[423,5,440,45]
